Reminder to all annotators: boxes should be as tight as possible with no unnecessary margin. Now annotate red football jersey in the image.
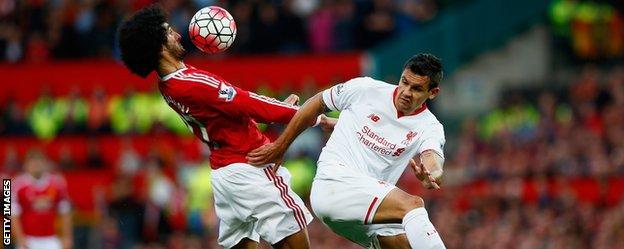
[159,65,298,169]
[12,173,71,237]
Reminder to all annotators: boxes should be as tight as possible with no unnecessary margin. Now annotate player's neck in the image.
[157,54,186,78]
[29,172,46,180]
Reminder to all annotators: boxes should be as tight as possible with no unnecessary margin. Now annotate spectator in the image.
[308,0,334,52]
[1,0,448,61]
[1,98,30,135]
[117,138,141,176]
[87,87,110,133]
[58,88,89,134]
[29,89,65,139]
[12,149,73,249]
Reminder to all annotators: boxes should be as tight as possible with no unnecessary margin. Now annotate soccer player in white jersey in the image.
[248,53,446,249]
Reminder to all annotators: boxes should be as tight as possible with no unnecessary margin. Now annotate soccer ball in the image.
[188,6,237,54]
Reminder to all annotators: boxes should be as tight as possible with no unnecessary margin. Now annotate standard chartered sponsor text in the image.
[356,126,397,156]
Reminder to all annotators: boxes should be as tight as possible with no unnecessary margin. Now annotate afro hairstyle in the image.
[118,5,168,78]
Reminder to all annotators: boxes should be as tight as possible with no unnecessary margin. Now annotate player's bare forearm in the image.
[274,93,326,149]
[420,150,444,185]
[247,93,326,165]
[60,213,73,249]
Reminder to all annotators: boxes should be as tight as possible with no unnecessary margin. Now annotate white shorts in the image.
[22,236,61,249]
[211,163,313,248]
[310,161,405,248]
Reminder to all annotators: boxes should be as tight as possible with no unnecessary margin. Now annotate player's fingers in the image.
[284,94,299,106]
[420,164,431,175]
[272,160,282,174]
[424,174,440,189]
[247,146,266,156]
[246,153,269,166]
[429,180,441,189]
[247,144,272,157]
[319,114,327,124]
[409,159,418,171]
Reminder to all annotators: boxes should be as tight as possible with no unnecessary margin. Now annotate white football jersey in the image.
[319,77,445,184]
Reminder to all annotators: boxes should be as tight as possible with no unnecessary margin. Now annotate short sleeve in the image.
[418,123,446,159]
[321,77,375,111]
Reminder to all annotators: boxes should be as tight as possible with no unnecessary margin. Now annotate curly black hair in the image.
[404,53,443,89]
[118,5,168,78]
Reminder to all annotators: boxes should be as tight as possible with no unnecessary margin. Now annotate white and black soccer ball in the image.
[188,6,237,54]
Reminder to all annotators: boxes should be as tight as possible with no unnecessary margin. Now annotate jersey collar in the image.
[159,63,187,81]
[392,87,428,118]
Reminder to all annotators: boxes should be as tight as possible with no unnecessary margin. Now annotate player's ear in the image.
[428,87,440,100]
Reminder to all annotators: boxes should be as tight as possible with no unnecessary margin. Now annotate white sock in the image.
[402,207,446,249]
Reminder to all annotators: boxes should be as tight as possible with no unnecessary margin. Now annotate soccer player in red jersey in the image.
[118,5,332,249]
[12,150,73,249]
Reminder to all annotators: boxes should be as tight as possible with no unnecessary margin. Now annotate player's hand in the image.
[283,94,300,106]
[269,160,283,174]
[62,237,73,249]
[247,142,287,167]
[318,114,337,132]
[409,159,440,189]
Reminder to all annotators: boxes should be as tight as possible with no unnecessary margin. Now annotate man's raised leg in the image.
[377,234,411,249]
[373,188,445,249]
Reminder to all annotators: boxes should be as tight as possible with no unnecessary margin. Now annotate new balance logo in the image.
[367,114,380,122]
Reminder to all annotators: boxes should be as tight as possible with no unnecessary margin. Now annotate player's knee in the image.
[400,196,424,215]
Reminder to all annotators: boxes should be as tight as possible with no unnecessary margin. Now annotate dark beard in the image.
[167,43,186,60]
[174,45,187,60]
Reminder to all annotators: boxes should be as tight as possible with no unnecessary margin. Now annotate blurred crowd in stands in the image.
[0,0,445,62]
[2,65,623,248]
[0,85,327,139]
[426,65,624,249]
[550,0,624,60]
[1,87,189,138]
[4,0,624,62]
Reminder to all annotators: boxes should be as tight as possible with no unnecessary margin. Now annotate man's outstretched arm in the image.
[420,150,444,184]
[247,92,327,165]
[409,150,444,189]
